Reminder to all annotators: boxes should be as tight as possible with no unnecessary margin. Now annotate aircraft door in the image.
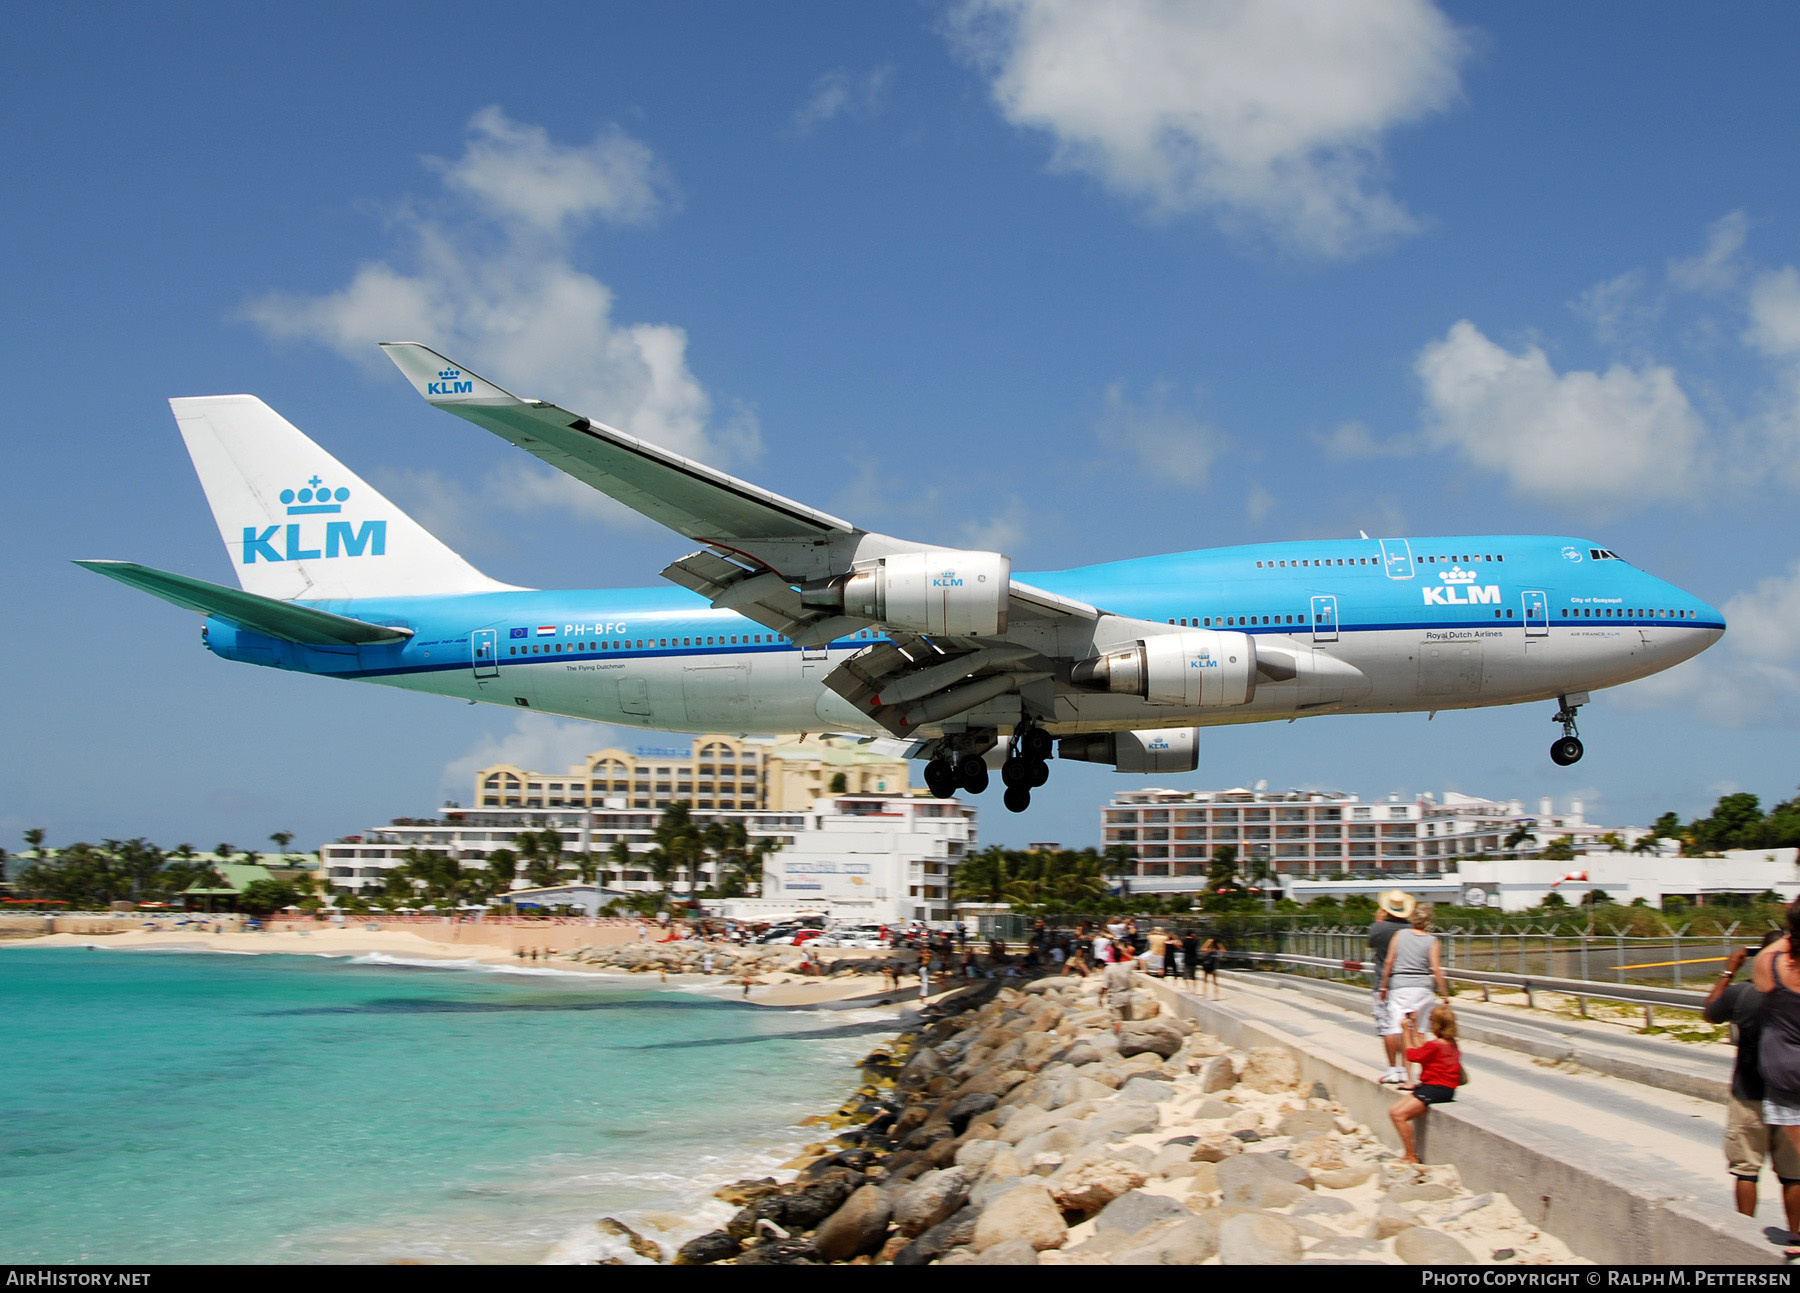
[1523,590,1549,637]
[471,629,498,678]
[1379,539,1415,580]
[1310,594,1339,644]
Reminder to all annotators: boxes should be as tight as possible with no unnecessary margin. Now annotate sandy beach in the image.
[3,926,914,1009]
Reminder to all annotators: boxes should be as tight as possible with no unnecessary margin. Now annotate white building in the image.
[320,793,973,920]
[1102,785,1636,892]
[754,795,976,925]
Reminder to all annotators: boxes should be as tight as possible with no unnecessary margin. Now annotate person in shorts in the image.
[1713,931,1800,1237]
[1368,890,1415,1083]
[1389,1003,1463,1163]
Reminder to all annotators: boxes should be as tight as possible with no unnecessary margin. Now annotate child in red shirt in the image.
[1389,1002,1463,1163]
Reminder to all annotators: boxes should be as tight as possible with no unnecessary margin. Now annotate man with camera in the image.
[1705,929,1800,1237]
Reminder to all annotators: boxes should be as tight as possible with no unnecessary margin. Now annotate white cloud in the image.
[430,106,670,233]
[1414,320,1709,506]
[442,713,637,802]
[1572,269,1657,349]
[960,496,1030,553]
[1746,266,1800,358]
[244,108,759,494]
[1314,419,1415,460]
[1245,483,1276,523]
[1095,382,1228,487]
[947,0,1465,256]
[1667,210,1748,294]
[792,66,894,134]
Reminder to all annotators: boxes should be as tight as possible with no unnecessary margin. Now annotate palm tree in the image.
[642,846,678,909]
[951,846,1012,904]
[23,828,46,861]
[269,831,294,862]
[607,839,632,888]
[485,847,518,892]
[1503,825,1535,856]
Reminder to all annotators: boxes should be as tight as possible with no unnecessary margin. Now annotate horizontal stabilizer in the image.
[75,560,413,646]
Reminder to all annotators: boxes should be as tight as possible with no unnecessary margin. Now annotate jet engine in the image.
[1069,630,1256,707]
[1059,727,1199,773]
[808,549,1011,636]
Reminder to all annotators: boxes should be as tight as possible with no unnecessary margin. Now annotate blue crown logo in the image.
[280,476,349,514]
[438,368,461,380]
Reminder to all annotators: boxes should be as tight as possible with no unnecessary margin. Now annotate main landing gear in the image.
[1549,692,1587,766]
[922,726,1052,813]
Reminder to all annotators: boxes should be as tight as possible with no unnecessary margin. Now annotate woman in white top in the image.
[1380,904,1451,1083]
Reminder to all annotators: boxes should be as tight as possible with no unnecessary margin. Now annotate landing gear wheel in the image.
[957,755,990,794]
[1001,757,1033,789]
[924,758,957,799]
[1021,727,1053,761]
[1550,736,1584,766]
[1028,758,1050,788]
[1003,785,1032,813]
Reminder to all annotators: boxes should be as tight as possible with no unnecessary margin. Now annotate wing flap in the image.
[76,560,413,646]
[659,550,873,647]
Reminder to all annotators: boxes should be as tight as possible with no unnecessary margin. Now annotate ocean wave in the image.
[346,951,600,979]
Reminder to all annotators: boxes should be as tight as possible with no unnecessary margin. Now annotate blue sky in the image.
[7,1,1800,856]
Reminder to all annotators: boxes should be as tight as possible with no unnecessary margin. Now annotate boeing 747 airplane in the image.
[80,344,1726,812]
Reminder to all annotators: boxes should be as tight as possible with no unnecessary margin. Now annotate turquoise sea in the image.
[0,947,890,1264]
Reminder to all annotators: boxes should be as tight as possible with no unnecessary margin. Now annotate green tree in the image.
[1205,844,1240,893]
[1691,793,1765,853]
[215,843,236,862]
[1759,791,1800,848]
[828,772,848,794]
[1504,825,1535,855]
[484,847,517,892]
[269,831,295,858]
[1541,836,1577,861]
[607,839,633,888]
[1648,812,1689,855]
[951,846,1013,904]
[23,828,46,861]
[238,878,301,916]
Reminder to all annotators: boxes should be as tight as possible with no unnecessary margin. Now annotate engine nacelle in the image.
[837,549,1010,637]
[1069,630,1256,707]
[1059,727,1199,774]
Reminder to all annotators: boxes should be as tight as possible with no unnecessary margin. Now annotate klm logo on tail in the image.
[427,367,473,396]
[244,480,386,563]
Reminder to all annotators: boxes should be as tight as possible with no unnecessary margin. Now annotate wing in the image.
[380,343,854,553]
[382,343,1117,732]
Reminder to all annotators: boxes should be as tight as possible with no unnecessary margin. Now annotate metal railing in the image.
[1242,949,1709,1026]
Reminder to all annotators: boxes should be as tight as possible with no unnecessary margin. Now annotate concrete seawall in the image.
[1146,977,1778,1265]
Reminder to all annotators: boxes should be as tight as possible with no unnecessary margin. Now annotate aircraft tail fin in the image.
[170,395,520,601]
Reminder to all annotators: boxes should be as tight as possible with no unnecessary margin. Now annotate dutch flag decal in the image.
[536,625,556,637]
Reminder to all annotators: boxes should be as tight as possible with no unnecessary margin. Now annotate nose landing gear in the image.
[1549,692,1588,766]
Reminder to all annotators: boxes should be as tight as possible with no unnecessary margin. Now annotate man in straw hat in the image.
[1369,889,1416,1084]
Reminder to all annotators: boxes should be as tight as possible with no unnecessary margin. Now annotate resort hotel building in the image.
[320,733,973,924]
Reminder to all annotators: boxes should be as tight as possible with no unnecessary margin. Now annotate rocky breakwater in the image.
[672,974,1580,1266]
[568,940,827,977]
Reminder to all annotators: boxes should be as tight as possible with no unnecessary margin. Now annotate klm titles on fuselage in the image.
[1421,567,1500,607]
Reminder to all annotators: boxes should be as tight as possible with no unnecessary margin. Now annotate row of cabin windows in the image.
[510,633,780,656]
[1167,610,1517,628]
[1564,607,1695,619]
[1253,554,1507,570]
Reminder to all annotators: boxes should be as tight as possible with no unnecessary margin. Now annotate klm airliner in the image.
[80,344,1726,813]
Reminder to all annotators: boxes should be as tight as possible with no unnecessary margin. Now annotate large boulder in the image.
[892,1166,973,1237]
[892,1204,979,1266]
[1094,1189,1193,1235]
[1117,1075,1178,1104]
[1217,1155,1312,1209]
[972,1237,1041,1265]
[1369,1200,1421,1239]
[1238,1047,1301,1093]
[970,1180,1069,1253]
[1117,1021,1184,1058]
[945,1092,999,1133]
[1109,1215,1221,1265]
[1217,1212,1302,1265]
[953,1138,1009,1173]
[1083,1103,1161,1141]
[1196,1056,1237,1093]
[811,1184,892,1262]
[1046,1159,1149,1214]
[1395,1228,1477,1265]
[672,1229,738,1265]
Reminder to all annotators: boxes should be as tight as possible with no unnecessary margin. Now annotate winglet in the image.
[379,343,523,406]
